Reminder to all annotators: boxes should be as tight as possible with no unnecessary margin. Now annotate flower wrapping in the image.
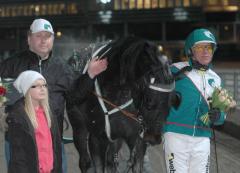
[200,87,237,125]
[211,87,237,112]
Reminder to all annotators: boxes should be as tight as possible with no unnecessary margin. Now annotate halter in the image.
[94,76,174,142]
[94,79,135,142]
[149,77,175,92]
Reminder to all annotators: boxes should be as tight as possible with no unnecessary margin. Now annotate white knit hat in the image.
[14,70,46,96]
[30,18,54,34]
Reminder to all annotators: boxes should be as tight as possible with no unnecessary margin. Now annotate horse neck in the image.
[101,83,133,106]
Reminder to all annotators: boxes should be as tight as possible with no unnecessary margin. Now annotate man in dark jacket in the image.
[0,18,108,172]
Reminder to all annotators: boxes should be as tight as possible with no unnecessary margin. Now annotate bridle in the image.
[94,69,175,142]
[89,43,175,142]
[94,79,138,142]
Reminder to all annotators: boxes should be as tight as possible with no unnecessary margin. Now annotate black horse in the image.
[66,36,175,173]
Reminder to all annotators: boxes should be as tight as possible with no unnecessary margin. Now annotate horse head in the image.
[127,39,174,144]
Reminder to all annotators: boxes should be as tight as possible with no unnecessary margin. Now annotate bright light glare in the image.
[56,31,62,37]
[100,0,111,4]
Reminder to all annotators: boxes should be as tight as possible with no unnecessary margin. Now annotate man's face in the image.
[191,43,214,65]
[28,31,54,59]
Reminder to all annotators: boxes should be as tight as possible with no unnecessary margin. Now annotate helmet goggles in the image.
[192,43,214,54]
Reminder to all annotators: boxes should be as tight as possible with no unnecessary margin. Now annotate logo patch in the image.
[44,24,51,30]
[208,79,215,87]
[204,31,215,41]
[205,155,210,173]
[168,153,176,173]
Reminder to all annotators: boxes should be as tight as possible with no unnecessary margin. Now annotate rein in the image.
[94,79,141,142]
[92,91,139,122]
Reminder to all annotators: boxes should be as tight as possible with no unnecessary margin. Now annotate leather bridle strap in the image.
[92,91,139,122]
[94,79,140,142]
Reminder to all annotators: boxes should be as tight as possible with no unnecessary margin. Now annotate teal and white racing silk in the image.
[164,61,226,137]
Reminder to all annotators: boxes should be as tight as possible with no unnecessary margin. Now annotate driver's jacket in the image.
[164,61,226,137]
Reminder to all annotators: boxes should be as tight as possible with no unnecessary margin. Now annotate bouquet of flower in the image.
[200,87,237,125]
[0,77,7,107]
[211,87,237,111]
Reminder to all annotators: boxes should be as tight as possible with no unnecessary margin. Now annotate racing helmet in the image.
[184,28,217,58]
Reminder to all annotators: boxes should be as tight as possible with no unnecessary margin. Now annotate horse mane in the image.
[97,36,160,86]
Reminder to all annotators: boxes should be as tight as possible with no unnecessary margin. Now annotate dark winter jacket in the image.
[0,49,93,135]
[6,98,62,173]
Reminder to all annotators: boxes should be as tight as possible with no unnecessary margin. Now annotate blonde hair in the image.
[24,88,52,129]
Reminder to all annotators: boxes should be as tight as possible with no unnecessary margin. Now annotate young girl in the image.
[6,70,62,173]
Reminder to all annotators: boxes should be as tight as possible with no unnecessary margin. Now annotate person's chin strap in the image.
[191,59,209,71]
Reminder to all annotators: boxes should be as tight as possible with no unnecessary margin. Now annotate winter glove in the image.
[209,108,221,124]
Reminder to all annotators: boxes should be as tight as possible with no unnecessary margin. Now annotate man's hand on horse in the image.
[87,58,108,79]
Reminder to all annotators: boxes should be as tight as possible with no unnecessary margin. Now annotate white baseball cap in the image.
[30,18,54,34]
[14,70,46,96]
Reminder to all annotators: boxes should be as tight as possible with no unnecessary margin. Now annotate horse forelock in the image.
[117,38,161,84]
